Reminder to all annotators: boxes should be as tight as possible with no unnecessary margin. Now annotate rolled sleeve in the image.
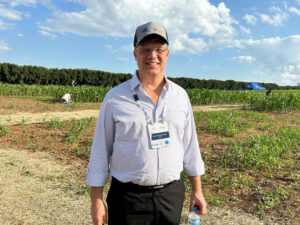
[86,97,114,187]
[183,99,205,176]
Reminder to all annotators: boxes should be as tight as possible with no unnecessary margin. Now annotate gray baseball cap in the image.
[133,21,168,47]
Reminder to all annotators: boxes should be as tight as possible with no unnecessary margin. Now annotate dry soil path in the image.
[0,104,243,126]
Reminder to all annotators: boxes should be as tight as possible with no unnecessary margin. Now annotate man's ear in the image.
[166,49,170,58]
[133,50,137,61]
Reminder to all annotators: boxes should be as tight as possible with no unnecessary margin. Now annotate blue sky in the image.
[1,0,300,86]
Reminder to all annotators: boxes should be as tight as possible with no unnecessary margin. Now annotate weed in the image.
[75,178,90,195]
[0,125,9,136]
[5,162,15,166]
[66,119,85,143]
[45,174,56,181]
[23,171,33,176]
[9,103,16,109]
[209,194,226,206]
[75,138,93,158]
[48,140,54,148]
[49,118,65,129]
[19,118,26,127]
[259,123,273,131]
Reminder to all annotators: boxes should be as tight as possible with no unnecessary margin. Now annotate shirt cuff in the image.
[184,162,205,177]
[86,166,109,187]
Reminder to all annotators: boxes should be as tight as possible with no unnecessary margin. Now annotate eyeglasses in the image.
[135,47,168,56]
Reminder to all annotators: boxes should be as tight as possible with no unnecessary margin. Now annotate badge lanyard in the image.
[133,89,170,149]
[132,90,169,124]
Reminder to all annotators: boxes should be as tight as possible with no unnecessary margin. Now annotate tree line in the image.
[0,62,298,90]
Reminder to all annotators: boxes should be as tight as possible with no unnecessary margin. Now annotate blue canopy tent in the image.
[243,83,266,90]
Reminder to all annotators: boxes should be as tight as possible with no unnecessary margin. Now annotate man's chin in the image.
[144,69,161,76]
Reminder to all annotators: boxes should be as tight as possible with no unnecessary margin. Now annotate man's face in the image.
[134,37,169,78]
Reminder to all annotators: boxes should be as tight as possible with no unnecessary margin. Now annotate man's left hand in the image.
[189,191,207,215]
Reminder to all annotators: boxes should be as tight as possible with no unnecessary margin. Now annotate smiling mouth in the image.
[146,62,159,65]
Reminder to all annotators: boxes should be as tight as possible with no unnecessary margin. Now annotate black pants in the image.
[107,177,185,225]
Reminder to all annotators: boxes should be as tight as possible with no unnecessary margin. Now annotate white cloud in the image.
[0,4,22,20]
[0,0,36,7]
[240,25,251,34]
[0,19,6,29]
[39,30,56,39]
[38,0,57,11]
[121,45,133,52]
[280,71,299,85]
[39,0,238,54]
[105,44,118,53]
[117,57,129,61]
[10,0,36,7]
[243,14,257,25]
[289,6,300,16]
[239,35,300,85]
[232,56,256,64]
[0,40,11,51]
[260,7,288,26]
[17,33,24,37]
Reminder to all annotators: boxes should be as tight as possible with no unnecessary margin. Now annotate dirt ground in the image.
[0,97,277,224]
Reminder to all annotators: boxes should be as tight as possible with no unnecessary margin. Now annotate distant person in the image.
[72,80,76,88]
[86,21,207,225]
[266,89,272,96]
[61,93,71,104]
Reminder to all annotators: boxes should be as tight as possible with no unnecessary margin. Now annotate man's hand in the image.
[188,176,207,215]
[90,186,107,225]
[189,190,207,215]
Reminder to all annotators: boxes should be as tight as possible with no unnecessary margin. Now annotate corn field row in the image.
[0,83,299,111]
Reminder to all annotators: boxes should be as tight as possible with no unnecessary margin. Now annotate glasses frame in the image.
[135,46,169,56]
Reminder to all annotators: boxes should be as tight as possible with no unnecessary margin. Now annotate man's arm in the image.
[188,176,207,215]
[90,186,107,225]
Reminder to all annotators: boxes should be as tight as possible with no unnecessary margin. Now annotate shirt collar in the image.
[130,70,141,91]
[130,70,171,91]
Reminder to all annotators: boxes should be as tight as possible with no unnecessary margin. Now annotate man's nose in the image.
[148,49,158,57]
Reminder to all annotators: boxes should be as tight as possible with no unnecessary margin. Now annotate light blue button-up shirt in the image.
[86,72,205,186]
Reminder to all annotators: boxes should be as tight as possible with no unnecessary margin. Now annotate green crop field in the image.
[1,82,299,111]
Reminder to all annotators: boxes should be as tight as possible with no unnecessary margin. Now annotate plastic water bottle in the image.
[188,207,200,225]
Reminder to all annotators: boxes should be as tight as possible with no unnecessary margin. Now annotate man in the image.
[61,93,71,104]
[86,21,207,225]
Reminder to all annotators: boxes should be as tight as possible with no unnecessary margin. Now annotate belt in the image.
[111,177,177,191]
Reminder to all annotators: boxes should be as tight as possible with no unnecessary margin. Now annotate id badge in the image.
[147,122,170,149]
